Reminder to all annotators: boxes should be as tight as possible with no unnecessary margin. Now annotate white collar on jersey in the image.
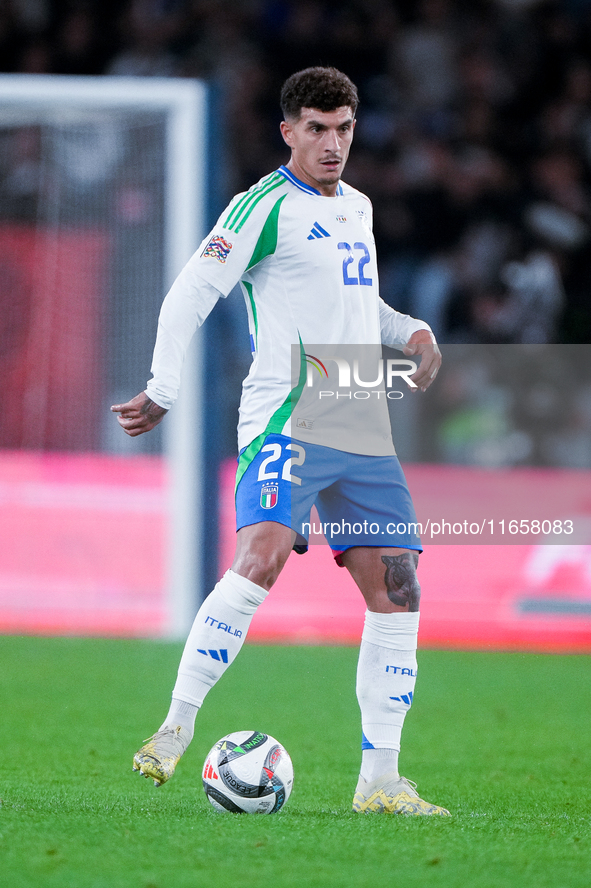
[278,165,344,196]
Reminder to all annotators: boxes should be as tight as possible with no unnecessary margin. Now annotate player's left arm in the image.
[378,299,441,392]
[402,328,442,392]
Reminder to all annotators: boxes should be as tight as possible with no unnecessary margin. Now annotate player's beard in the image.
[317,173,340,186]
[317,159,343,185]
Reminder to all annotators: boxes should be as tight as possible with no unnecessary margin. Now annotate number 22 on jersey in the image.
[338,241,372,286]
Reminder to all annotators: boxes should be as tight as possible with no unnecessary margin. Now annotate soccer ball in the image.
[202,730,294,814]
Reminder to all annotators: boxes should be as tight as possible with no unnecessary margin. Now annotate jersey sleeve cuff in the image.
[144,385,175,411]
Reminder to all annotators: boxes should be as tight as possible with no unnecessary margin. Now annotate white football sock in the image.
[160,569,268,738]
[160,698,199,736]
[356,610,419,782]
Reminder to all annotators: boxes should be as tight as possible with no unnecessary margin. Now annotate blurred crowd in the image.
[412,344,591,467]
[2,0,591,346]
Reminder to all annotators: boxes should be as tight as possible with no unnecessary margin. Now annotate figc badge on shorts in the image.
[260,483,278,509]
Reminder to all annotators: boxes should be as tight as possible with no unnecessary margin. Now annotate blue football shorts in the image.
[235,433,422,560]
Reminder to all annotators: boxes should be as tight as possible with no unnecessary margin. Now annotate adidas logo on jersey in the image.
[307,221,331,240]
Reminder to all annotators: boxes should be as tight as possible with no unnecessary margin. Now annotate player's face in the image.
[280,106,356,197]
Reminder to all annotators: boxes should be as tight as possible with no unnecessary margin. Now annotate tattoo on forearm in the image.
[140,398,167,421]
[381,552,420,611]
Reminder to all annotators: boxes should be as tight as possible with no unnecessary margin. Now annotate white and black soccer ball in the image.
[202,731,294,814]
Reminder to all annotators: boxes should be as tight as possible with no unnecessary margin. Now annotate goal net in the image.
[0,75,207,638]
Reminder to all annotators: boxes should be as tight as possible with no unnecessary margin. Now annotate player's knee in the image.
[233,523,293,590]
[381,551,420,612]
[231,549,285,591]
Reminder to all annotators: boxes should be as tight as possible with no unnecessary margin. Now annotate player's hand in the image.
[110,391,168,436]
[403,330,442,392]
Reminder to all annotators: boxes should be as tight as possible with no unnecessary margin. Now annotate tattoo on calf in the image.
[381,552,420,611]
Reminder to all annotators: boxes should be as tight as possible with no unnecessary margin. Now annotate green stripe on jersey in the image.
[235,336,307,494]
[246,194,286,270]
[224,171,282,230]
[223,173,285,233]
[223,171,279,230]
[243,280,258,349]
[233,177,285,234]
[241,193,286,351]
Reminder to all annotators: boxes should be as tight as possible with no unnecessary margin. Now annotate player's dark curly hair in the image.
[280,67,359,120]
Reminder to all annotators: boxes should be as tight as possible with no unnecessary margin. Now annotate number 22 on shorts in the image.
[257,442,306,486]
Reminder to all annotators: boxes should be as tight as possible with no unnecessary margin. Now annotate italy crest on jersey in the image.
[260,483,278,509]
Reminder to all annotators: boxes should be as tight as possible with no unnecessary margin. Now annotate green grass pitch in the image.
[1,637,590,888]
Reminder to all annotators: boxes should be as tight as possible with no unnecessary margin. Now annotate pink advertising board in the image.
[1,451,590,650]
[220,461,591,652]
[0,451,167,636]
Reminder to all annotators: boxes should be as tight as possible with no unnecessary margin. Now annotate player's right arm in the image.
[111,391,168,436]
[110,268,223,436]
[112,176,288,436]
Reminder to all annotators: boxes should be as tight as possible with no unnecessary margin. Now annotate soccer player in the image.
[112,67,449,816]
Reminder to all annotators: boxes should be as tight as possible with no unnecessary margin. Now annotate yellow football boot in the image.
[353,771,450,816]
[132,725,191,786]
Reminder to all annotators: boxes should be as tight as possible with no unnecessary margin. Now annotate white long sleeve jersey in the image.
[146,166,430,455]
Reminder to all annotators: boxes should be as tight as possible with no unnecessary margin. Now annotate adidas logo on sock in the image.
[307,221,331,240]
[197,648,229,663]
[389,691,413,706]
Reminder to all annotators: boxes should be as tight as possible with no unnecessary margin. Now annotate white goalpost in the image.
[0,75,208,639]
